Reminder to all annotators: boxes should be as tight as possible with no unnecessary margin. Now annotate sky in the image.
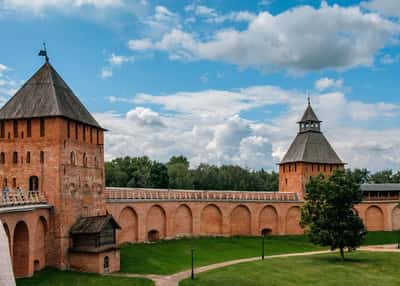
[0,0,399,172]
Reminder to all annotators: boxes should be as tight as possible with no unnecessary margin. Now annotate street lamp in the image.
[261,232,266,260]
[191,238,195,280]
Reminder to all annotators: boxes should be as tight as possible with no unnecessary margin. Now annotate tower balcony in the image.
[0,191,47,208]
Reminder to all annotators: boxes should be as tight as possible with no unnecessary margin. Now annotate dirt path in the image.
[111,245,400,286]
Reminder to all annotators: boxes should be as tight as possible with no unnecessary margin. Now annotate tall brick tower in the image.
[279,99,345,199]
[0,61,107,268]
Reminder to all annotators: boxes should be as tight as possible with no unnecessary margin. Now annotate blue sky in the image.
[0,0,399,171]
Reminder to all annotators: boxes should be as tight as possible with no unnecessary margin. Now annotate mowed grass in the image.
[180,251,400,286]
[121,235,323,275]
[120,231,399,275]
[16,268,153,286]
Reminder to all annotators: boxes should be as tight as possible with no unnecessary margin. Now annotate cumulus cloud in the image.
[108,53,134,65]
[362,0,400,18]
[1,0,123,14]
[129,3,399,72]
[126,107,165,127]
[99,85,400,171]
[0,64,20,104]
[315,77,343,91]
[100,67,112,78]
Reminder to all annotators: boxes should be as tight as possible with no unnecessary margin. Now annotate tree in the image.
[301,170,366,260]
[167,156,193,189]
[150,161,169,188]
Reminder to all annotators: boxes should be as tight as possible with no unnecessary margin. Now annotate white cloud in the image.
[128,38,153,50]
[380,53,400,64]
[362,0,400,17]
[0,64,20,101]
[101,85,400,171]
[100,67,113,78]
[2,0,123,14]
[0,64,9,76]
[129,3,399,72]
[126,107,165,127]
[108,53,134,66]
[315,77,343,91]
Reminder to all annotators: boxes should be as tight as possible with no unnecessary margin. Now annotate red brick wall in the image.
[279,162,345,199]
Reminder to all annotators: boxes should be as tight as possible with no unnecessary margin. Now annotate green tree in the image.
[150,161,169,188]
[301,170,366,260]
[167,156,193,189]
[369,169,395,183]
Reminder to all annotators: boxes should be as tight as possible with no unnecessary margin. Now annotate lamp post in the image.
[191,239,195,280]
[261,233,265,260]
[397,229,400,249]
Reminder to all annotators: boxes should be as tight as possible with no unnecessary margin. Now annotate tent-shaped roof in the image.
[70,215,120,235]
[0,62,103,129]
[298,103,321,123]
[280,131,344,164]
[280,101,344,165]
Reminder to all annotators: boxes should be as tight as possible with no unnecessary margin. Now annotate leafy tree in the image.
[301,170,366,260]
[167,156,193,189]
[150,162,169,188]
[348,168,370,184]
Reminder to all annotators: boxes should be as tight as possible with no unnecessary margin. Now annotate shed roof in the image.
[361,184,400,192]
[70,215,120,235]
[0,62,103,129]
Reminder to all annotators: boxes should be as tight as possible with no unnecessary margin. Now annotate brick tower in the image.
[0,60,109,269]
[279,99,345,199]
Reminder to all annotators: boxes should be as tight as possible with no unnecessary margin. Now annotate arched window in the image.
[40,151,44,164]
[0,152,5,164]
[26,151,31,164]
[83,153,87,167]
[12,152,18,164]
[29,176,39,192]
[70,152,75,165]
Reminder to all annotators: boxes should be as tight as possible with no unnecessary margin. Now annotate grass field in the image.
[180,251,400,286]
[16,268,153,286]
[120,235,323,275]
[120,231,399,275]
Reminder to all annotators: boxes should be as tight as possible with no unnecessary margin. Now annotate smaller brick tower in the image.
[279,99,345,199]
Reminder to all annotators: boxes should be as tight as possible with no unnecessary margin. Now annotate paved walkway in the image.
[111,245,400,286]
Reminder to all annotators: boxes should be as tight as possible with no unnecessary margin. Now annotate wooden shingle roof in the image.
[0,62,103,129]
[70,215,120,235]
[280,102,344,165]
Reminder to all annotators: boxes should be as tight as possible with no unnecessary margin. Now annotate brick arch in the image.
[13,221,30,278]
[118,207,138,244]
[230,205,251,236]
[259,205,278,235]
[285,206,302,235]
[392,206,400,231]
[146,205,166,240]
[34,216,47,272]
[200,204,223,235]
[174,204,193,237]
[365,206,384,231]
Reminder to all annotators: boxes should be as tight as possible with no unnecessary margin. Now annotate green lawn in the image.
[121,235,323,275]
[16,268,153,286]
[120,231,399,275]
[180,251,400,286]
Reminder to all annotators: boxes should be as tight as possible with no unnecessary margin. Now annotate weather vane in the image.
[38,43,49,63]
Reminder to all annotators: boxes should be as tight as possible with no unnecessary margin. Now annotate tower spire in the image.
[38,43,49,63]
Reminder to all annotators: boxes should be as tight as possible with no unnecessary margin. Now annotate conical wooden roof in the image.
[0,62,103,129]
[280,103,344,165]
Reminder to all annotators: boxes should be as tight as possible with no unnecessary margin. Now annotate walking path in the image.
[111,245,400,286]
